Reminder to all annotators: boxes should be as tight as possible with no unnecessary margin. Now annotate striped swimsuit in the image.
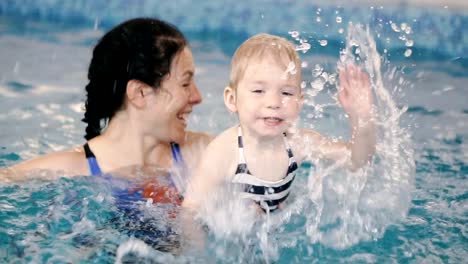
[231,126,298,212]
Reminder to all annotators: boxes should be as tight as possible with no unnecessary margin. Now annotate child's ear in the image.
[224,86,238,113]
[126,80,147,109]
[298,92,304,110]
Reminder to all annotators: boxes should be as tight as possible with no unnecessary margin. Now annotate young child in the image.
[183,33,375,214]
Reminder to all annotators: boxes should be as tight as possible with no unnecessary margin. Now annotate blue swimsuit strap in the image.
[169,142,189,190]
[84,142,186,177]
[170,142,185,166]
[84,142,103,176]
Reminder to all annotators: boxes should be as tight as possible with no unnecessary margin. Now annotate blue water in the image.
[1,1,467,263]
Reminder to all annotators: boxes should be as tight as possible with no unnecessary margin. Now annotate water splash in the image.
[305,23,415,248]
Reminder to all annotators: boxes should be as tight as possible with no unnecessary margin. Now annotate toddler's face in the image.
[234,57,302,138]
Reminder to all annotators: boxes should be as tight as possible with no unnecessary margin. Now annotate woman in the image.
[0,17,213,252]
[2,18,212,194]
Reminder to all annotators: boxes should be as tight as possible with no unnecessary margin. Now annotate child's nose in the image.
[266,93,282,109]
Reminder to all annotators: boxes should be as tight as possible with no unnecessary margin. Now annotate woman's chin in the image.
[170,131,186,145]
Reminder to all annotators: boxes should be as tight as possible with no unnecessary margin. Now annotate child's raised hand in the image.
[337,64,373,122]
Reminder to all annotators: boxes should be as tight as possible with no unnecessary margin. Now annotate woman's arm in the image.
[0,148,89,182]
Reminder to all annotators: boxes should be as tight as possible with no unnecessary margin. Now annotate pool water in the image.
[1,1,467,263]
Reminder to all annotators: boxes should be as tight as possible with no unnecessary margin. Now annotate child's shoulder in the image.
[287,128,324,145]
[286,128,327,162]
[195,126,239,179]
[210,126,238,144]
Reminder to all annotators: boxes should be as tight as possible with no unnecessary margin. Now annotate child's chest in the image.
[242,149,290,182]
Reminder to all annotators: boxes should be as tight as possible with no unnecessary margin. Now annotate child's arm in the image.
[337,64,375,170]
[297,64,375,170]
[180,129,237,249]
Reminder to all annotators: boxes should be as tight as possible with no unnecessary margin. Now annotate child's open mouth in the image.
[263,117,284,126]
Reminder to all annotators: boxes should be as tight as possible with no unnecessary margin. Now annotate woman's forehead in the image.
[171,47,194,78]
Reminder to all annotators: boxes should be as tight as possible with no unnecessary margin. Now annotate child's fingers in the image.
[338,85,348,106]
[339,66,350,91]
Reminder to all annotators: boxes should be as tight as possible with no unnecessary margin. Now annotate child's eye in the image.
[252,89,264,94]
[282,91,295,96]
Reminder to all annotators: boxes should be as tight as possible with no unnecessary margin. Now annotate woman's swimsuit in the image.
[231,126,298,212]
[83,142,186,251]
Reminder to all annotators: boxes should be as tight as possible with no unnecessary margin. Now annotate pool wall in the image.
[1,0,467,61]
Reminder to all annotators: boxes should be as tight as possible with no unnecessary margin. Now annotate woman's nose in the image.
[189,83,202,105]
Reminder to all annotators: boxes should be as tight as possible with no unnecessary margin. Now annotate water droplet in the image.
[336,16,342,23]
[289,31,300,38]
[312,64,323,78]
[321,72,329,82]
[296,42,311,53]
[301,61,309,68]
[94,17,100,30]
[319,39,328,46]
[404,49,412,57]
[310,77,326,96]
[285,61,297,75]
[316,17,322,23]
[405,39,414,47]
[338,28,344,34]
[400,23,408,32]
[301,81,307,89]
[404,26,412,34]
[391,23,400,32]
[328,74,337,85]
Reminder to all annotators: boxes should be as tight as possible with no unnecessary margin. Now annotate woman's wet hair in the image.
[82,18,187,140]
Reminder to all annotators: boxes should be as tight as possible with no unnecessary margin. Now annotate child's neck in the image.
[241,127,285,150]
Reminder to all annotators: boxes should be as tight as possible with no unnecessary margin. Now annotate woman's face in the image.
[147,47,202,143]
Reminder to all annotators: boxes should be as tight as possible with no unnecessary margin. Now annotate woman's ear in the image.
[224,86,238,113]
[126,80,147,108]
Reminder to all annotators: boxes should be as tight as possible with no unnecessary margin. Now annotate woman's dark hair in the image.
[82,18,187,140]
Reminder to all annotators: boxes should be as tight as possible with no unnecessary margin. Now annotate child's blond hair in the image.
[229,33,301,89]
